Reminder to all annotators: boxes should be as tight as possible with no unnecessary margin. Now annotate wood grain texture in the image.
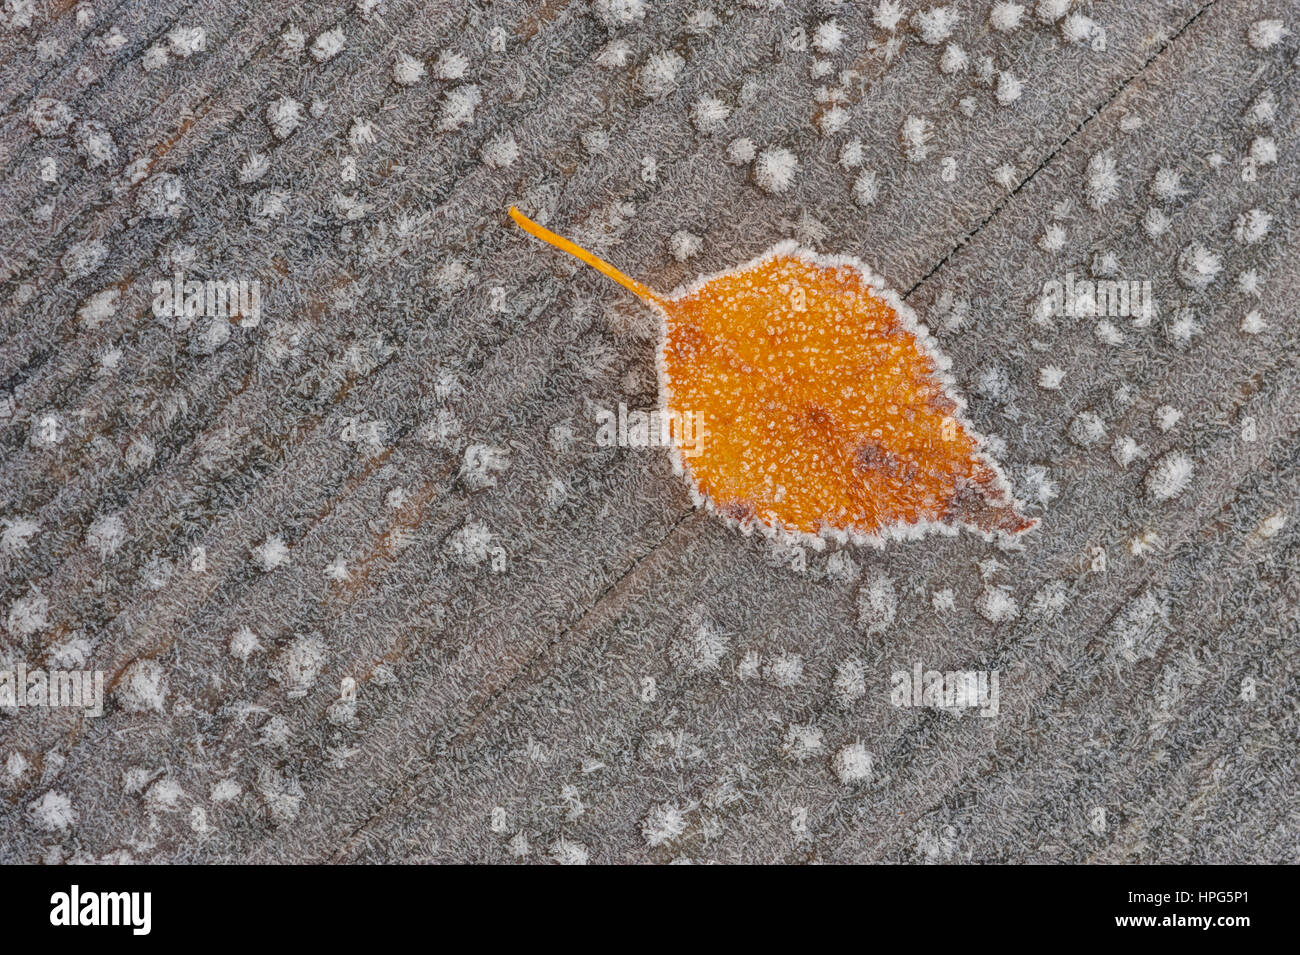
[0,0,1296,863]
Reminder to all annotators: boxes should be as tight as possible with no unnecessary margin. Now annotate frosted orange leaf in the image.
[509,207,1037,544]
